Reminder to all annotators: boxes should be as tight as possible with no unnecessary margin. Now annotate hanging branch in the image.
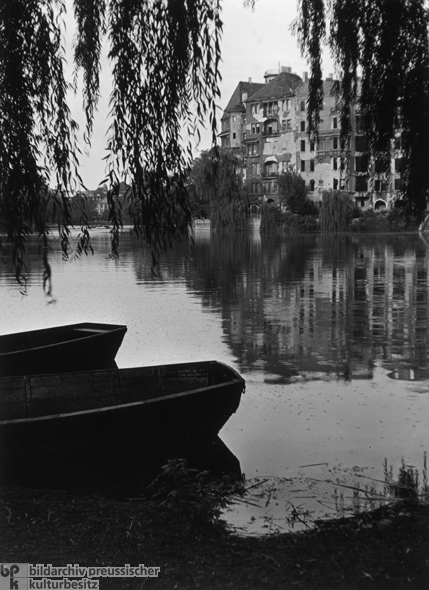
[296,0,429,220]
[0,0,223,288]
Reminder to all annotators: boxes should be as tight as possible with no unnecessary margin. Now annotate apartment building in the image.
[219,66,402,211]
[219,79,264,150]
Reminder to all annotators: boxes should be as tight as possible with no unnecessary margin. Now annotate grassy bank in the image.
[1,484,428,590]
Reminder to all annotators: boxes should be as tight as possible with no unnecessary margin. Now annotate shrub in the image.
[351,208,419,232]
[282,212,319,233]
[146,458,244,527]
[351,209,389,232]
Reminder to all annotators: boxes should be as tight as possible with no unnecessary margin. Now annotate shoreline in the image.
[1,484,428,589]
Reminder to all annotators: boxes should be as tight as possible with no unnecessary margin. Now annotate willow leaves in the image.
[0,0,223,287]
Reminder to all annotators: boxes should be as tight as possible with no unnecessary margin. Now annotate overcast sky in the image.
[66,0,335,189]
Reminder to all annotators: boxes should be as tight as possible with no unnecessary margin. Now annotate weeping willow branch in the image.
[0,0,223,289]
[296,0,429,220]
[189,148,248,231]
[319,190,354,233]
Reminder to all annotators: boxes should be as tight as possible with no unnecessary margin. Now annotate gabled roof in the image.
[247,71,302,102]
[223,81,264,114]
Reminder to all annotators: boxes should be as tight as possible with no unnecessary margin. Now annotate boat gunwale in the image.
[0,361,245,426]
[0,323,127,358]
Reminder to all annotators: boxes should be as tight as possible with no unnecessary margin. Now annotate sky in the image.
[65,0,335,190]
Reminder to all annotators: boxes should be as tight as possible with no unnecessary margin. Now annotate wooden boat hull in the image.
[0,361,245,483]
[0,322,127,377]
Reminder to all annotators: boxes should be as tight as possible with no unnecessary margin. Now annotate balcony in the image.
[243,132,260,142]
[262,130,280,137]
[262,171,279,178]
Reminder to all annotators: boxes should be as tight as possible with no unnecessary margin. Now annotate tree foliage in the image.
[189,148,248,230]
[0,0,222,289]
[277,170,318,216]
[295,0,429,220]
[319,190,354,233]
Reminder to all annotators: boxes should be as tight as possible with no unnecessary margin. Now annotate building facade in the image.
[219,66,402,211]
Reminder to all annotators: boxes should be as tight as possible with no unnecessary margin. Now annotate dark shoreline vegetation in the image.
[259,200,420,235]
[2,459,428,590]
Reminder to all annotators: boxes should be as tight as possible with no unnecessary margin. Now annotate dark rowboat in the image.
[0,322,127,377]
[0,360,245,483]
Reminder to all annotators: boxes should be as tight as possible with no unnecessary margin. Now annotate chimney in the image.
[303,71,308,81]
[248,77,252,83]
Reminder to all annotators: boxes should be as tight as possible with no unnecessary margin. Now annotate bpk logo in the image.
[0,564,28,590]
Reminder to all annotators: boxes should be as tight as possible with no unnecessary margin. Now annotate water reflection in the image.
[2,434,240,499]
[177,233,429,382]
[1,230,428,533]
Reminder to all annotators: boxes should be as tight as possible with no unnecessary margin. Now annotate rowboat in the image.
[0,360,245,485]
[0,322,127,377]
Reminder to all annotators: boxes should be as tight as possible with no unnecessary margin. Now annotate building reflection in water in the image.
[182,232,429,383]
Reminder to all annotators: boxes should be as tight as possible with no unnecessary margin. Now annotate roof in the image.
[295,77,338,98]
[223,81,264,114]
[247,71,302,102]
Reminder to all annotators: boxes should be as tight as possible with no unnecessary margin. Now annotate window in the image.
[250,183,259,193]
[232,115,236,122]
[355,115,363,133]
[333,116,338,129]
[333,137,338,150]
[283,98,290,110]
[264,121,279,135]
[394,136,402,150]
[269,181,276,193]
[395,158,403,172]
[232,132,236,139]
[310,159,315,172]
[355,135,368,152]
[355,155,368,173]
[249,163,259,176]
[300,100,305,112]
[309,179,315,191]
[300,140,306,152]
[301,160,306,172]
[310,140,315,151]
[355,176,367,192]
[251,104,258,114]
[264,101,278,117]
[300,121,306,132]
[395,178,404,190]
[247,142,258,156]
[251,124,260,134]
[265,163,278,176]
[333,157,338,171]
[333,178,338,190]
[375,158,387,174]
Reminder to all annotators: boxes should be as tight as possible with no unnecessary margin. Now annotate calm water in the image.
[1,229,428,533]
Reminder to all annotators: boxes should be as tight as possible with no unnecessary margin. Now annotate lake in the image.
[1,229,428,534]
